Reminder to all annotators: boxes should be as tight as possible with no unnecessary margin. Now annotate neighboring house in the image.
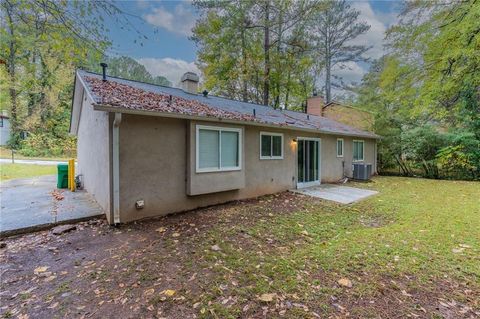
[307,95,374,132]
[0,112,11,145]
[70,69,379,224]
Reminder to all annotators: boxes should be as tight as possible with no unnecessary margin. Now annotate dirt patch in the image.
[0,192,478,318]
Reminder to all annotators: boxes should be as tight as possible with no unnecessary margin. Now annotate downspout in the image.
[112,112,122,224]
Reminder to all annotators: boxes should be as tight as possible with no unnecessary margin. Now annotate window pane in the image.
[261,135,271,157]
[337,140,343,156]
[198,129,219,169]
[221,131,239,167]
[298,140,304,182]
[353,141,363,161]
[307,140,318,182]
[272,135,282,157]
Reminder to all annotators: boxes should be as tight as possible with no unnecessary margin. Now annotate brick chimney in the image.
[181,72,199,94]
[306,95,325,116]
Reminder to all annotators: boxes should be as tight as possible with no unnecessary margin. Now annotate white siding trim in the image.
[112,113,122,224]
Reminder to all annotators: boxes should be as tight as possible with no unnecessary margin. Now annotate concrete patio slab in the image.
[291,184,378,204]
[0,175,104,236]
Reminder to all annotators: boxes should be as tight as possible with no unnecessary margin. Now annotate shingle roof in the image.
[77,70,379,139]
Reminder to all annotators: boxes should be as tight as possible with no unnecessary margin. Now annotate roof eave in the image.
[93,104,380,139]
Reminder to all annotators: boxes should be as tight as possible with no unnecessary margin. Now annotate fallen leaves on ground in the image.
[33,266,48,274]
[337,278,353,288]
[155,227,166,233]
[161,289,176,297]
[50,190,64,201]
[258,293,276,302]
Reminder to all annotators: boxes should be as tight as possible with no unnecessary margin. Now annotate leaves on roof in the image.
[84,76,258,122]
[82,75,378,138]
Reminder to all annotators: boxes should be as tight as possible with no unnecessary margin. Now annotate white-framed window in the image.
[336,138,344,157]
[196,125,242,173]
[353,140,364,162]
[260,132,284,160]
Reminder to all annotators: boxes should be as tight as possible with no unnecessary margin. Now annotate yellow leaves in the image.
[155,227,166,233]
[161,289,176,297]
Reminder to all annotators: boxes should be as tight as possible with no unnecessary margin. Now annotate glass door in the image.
[297,138,321,188]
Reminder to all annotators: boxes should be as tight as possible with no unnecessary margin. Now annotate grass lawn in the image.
[0,177,479,318]
[0,146,69,162]
[0,163,56,181]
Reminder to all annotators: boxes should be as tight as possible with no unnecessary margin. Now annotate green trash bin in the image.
[57,163,69,189]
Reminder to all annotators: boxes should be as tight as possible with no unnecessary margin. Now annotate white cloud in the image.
[349,2,399,60]
[143,4,195,37]
[333,61,366,84]
[137,57,200,86]
[324,2,398,91]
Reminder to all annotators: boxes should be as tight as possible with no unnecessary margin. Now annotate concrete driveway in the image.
[292,184,378,204]
[0,175,104,236]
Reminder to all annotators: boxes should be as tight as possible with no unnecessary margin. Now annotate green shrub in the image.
[437,131,480,180]
[19,132,76,158]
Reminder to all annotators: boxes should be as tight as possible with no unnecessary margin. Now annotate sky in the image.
[106,0,402,87]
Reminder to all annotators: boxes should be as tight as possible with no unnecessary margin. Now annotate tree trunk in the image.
[325,31,331,104]
[263,0,270,106]
[241,25,248,102]
[273,7,283,109]
[284,68,291,109]
[255,70,260,104]
[5,3,18,137]
[325,58,331,104]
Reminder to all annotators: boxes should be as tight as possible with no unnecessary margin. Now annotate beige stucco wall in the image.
[117,114,376,222]
[76,92,111,216]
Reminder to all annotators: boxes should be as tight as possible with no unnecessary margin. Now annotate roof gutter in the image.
[93,104,380,140]
[112,112,122,224]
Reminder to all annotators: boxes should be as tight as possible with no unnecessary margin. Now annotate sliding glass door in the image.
[297,138,321,188]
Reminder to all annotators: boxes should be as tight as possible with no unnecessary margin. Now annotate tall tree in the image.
[354,0,480,179]
[310,0,370,103]
[193,0,320,109]
[102,56,171,87]
[0,0,138,152]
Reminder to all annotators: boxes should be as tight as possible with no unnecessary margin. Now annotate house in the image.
[306,95,374,132]
[0,111,11,145]
[70,69,379,224]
